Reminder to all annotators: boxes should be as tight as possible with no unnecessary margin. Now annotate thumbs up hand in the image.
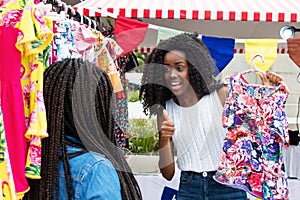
[159,110,175,141]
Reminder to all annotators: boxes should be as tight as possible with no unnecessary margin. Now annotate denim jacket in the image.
[58,144,122,200]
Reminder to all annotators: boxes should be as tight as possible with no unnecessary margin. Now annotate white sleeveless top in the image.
[166,90,226,172]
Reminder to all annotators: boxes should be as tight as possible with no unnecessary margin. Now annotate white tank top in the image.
[166,90,226,172]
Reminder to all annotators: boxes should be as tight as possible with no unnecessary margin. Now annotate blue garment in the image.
[58,145,122,200]
[177,171,247,200]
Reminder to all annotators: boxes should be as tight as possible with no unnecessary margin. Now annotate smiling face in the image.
[163,50,195,99]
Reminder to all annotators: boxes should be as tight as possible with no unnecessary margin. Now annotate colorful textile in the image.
[52,21,81,62]
[95,37,124,93]
[0,26,28,199]
[1,0,52,181]
[214,69,290,199]
[114,55,134,152]
[73,24,99,55]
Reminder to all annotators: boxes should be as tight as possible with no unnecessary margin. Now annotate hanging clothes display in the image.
[12,0,52,180]
[214,69,290,199]
[0,0,139,197]
[73,23,99,57]
[52,20,81,62]
[94,36,129,151]
[0,0,53,198]
[94,36,124,93]
[115,53,139,151]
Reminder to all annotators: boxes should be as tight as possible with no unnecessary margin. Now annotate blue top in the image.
[58,144,122,200]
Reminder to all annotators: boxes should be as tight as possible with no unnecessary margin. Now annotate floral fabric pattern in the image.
[214,71,290,200]
[52,22,81,62]
[95,37,124,93]
[1,0,52,180]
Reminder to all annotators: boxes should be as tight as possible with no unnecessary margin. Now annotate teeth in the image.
[170,82,180,86]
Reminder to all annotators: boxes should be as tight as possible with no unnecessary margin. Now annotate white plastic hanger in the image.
[223,54,266,84]
[238,54,266,78]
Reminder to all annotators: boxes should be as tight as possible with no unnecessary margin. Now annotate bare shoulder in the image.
[217,85,230,106]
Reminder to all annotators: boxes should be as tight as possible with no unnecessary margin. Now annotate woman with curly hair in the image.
[139,33,283,199]
[24,58,142,200]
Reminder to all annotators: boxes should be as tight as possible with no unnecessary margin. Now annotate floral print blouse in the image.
[214,70,290,200]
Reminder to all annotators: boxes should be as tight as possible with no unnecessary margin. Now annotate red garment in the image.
[0,26,29,195]
[114,15,148,56]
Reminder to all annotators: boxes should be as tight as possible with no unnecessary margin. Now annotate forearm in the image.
[158,136,175,180]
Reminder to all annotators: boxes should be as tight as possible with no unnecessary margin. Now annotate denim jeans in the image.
[177,171,247,200]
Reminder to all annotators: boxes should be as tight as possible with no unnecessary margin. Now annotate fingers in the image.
[266,70,284,84]
[160,109,175,140]
[163,109,170,121]
[258,70,284,86]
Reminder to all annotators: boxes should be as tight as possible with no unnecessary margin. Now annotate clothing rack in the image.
[40,0,99,30]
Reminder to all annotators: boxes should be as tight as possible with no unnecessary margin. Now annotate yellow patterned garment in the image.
[1,0,53,180]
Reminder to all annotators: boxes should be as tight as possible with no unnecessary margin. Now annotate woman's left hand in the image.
[259,70,284,86]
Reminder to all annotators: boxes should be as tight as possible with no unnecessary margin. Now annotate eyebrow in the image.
[164,60,186,65]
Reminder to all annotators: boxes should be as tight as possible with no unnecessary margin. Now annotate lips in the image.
[169,81,182,91]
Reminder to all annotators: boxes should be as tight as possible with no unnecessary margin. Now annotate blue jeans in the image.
[177,171,247,200]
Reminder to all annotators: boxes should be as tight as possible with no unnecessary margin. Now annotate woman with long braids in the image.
[24,58,142,200]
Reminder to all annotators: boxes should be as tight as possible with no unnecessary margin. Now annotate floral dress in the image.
[0,11,29,199]
[214,70,290,200]
[1,0,52,189]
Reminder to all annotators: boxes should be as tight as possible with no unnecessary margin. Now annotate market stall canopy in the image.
[73,0,300,52]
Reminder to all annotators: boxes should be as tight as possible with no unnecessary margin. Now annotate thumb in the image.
[257,72,267,85]
[163,109,170,121]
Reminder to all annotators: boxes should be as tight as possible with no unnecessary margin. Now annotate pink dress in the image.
[0,26,29,196]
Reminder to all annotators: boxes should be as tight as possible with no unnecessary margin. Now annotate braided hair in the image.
[139,33,223,116]
[24,58,142,200]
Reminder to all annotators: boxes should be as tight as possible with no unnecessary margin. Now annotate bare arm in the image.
[157,110,175,181]
[217,85,230,107]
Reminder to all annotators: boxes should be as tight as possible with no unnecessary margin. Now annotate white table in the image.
[134,168,180,200]
[284,144,300,179]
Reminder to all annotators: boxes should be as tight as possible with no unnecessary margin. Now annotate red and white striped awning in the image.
[73,0,299,53]
[74,0,300,22]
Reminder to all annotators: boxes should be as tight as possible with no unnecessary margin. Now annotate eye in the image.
[176,65,184,72]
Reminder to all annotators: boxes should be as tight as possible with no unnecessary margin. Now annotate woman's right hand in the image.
[159,110,175,141]
[158,109,176,180]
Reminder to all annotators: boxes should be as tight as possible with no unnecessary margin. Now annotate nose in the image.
[169,68,178,78]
